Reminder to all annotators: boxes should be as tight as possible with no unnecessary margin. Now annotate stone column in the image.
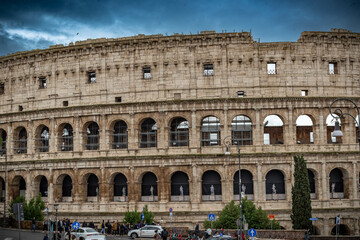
[25,171,32,201]
[222,164,231,202]
[27,121,34,154]
[223,109,229,138]
[73,117,81,152]
[320,162,328,201]
[352,162,358,200]
[284,107,295,145]
[49,117,56,152]
[189,111,199,150]
[7,124,12,155]
[256,163,265,202]
[190,164,201,211]
[100,114,107,151]
[157,116,166,149]
[128,114,138,150]
[253,109,263,146]
[317,114,326,145]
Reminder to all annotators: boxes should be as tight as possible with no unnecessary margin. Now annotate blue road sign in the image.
[249,229,257,237]
[72,222,80,230]
[169,208,173,212]
[336,216,341,225]
[47,208,49,214]
[309,217,318,221]
[141,214,145,220]
[208,214,215,221]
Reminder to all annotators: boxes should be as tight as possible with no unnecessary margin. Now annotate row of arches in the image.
[2,168,351,202]
[0,113,353,153]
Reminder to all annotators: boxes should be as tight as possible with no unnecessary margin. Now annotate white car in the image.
[128,225,163,238]
[65,227,106,240]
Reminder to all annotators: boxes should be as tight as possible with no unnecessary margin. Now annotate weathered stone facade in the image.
[0,29,359,235]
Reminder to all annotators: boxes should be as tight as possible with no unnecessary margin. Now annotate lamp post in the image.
[329,98,360,151]
[224,136,242,240]
[54,203,59,240]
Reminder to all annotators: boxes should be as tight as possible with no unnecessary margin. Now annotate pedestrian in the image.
[43,219,48,232]
[32,217,36,232]
[100,220,105,234]
[112,221,118,235]
[43,233,49,240]
[195,223,199,237]
[161,228,168,240]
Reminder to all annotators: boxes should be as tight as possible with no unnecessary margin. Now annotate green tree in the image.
[291,155,312,230]
[124,205,155,226]
[9,194,46,221]
[203,199,281,229]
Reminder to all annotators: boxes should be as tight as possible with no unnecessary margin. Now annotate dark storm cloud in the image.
[0,0,359,56]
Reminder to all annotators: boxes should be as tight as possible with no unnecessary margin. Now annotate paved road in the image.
[0,228,133,240]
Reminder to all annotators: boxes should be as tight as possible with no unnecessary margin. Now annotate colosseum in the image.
[0,28,359,235]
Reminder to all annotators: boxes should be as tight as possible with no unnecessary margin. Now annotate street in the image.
[0,228,131,240]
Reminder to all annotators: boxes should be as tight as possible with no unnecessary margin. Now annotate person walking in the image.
[31,217,36,232]
[161,228,168,240]
[100,220,105,234]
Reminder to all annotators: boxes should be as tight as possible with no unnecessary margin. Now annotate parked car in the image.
[128,225,163,238]
[208,235,233,240]
[65,227,106,240]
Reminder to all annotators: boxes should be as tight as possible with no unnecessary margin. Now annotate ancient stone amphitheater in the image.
[0,28,359,235]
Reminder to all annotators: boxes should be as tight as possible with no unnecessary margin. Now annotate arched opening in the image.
[11,176,26,199]
[201,116,220,146]
[39,176,48,198]
[231,115,252,145]
[234,170,254,200]
[85,122,100,150]
[0,129,7,153]
[35,126,50,152]
[141,172,158,201]
[0,177,4,202]
[139,118,157,148]
[114,173,127,202]
[59,124,73,151]
[326,114,342,144]
[171,171,189,201]
[170,117,189,147]
[14,127,27,154]
[87,174,99,201]
[62,175,72,199]
[263,115,284,145]
[111,121,128,149]
[296,115,314,144]
[329,168,344,199]
[202,170,222,201]
[331,224,351,235]
[266,170,286,200]
[308,169,316,199]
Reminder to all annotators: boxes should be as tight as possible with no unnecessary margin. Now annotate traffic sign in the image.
[269,215,275,220]
[310,217,318,221]
[169,208,173,212]
[248,229,257,237]
[336,216,341,225]
[141,214,145,220]
[72,221,80,230]
[47,208,49,214]
[208,214,215,221]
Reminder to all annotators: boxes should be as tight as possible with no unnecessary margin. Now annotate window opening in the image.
[88,72,96,83]
[231,115,252,145]
[204,64,214,76]
[237,91,245,97]
[301,90,308,96]
[115,97,122,102]
[61,124,73,151]
[36,127,50,152]
[111,121,128,149]
[201,116,220,146]
[63,101,68,107]
[329,62,338,74]
[170,118,189,147]
[85,122,99,150]
[267,63,276,74]
[39,77,47,89]
[140,119,157,148]
[143,67,151,79]
[0,83,4,95]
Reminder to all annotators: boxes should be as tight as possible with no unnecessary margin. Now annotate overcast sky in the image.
[0,0,359,56]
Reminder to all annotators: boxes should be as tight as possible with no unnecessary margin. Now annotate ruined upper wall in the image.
[298,28,360,43]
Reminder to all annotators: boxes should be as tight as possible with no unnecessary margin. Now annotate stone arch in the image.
[0,128,7,153]
[234,169,254,200]
[54,174,73,202]
[296,114,314,144]
[329,168,345,199]
[331,224,351,235]
[112,173,128,202]
[139,118,157,148]
[110,120,128,149]
[58,123,74,151]
[34,125,50,152]
[201,116,221,146]
[307,169,317,199]
[83,121,100,150]
[202,170,222,201]
[326,114,342,144]
[141,172,158,202]
[87,173,99,201]
[169,117,189,147]
[10,175,26,200]
[13,126,27,154]
[263,114,284,145]
[33,175,48,199]
[265,169,286,200]
[0,177,4,202]
[231,115,253,146]
[171,171,189,202]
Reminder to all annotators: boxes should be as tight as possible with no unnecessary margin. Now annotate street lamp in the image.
[224,136,242,240]
[54,203,59,240]
[329,98,360,150]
